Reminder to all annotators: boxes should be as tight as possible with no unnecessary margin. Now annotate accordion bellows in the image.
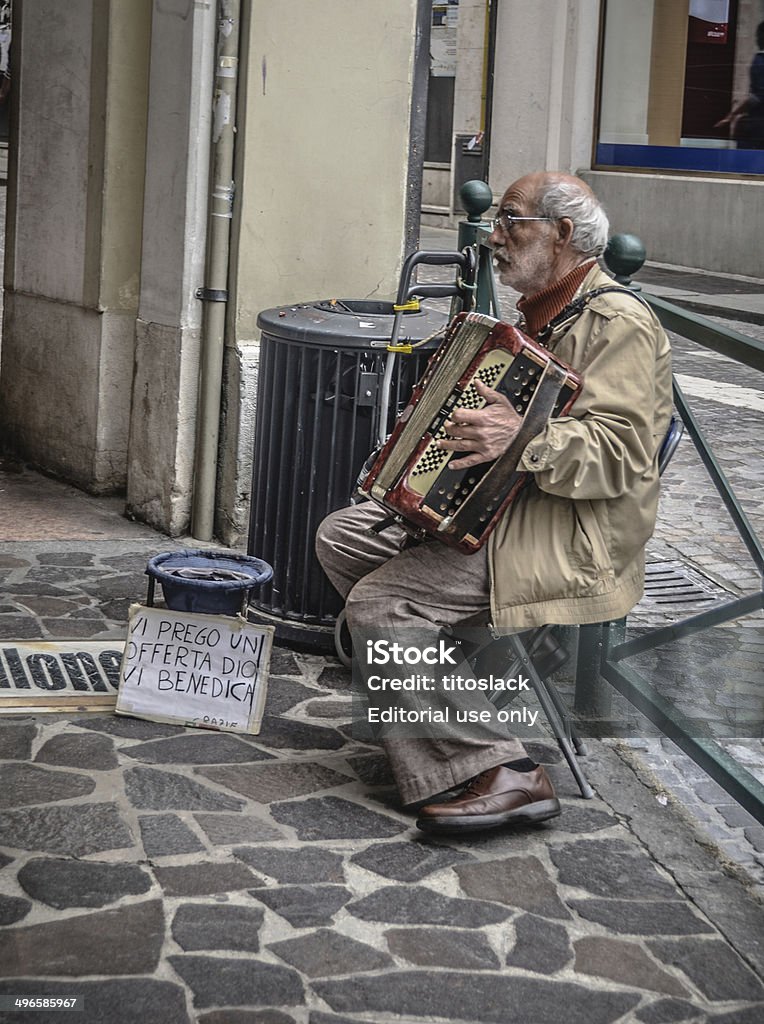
[361,312,583,553]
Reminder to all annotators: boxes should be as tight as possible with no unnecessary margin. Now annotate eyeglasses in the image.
[490,212,557,234]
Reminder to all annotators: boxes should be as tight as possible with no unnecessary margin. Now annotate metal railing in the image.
[593,292,764,824]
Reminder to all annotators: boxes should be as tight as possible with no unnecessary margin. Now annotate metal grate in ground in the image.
[641,558,733,609]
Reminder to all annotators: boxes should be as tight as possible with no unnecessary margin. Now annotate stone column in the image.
[487,0,601,191]
[452,0,489,141]
[125,0,217,534]
[0,0,151,492]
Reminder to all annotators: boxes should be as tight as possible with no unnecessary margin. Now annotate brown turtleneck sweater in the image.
[516,260,596,339]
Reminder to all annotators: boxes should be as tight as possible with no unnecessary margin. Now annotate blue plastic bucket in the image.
[146,549,274,616]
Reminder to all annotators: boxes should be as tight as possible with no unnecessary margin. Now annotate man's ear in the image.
[556,216,575,248]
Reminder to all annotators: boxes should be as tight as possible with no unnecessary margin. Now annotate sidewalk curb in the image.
[643,294,764,327]
[588,742,764,975]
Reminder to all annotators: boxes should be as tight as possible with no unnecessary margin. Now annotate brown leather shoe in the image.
[415,764,560,834]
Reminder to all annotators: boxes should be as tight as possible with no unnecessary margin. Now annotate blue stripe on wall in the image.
[596,143,764,175]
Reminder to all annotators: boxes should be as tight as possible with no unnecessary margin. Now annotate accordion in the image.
[360,311,583,553]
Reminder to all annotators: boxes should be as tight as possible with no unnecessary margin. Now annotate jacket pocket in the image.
[570,500,613,580]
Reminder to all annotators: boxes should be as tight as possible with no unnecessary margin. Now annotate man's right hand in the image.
[439,380,523,471]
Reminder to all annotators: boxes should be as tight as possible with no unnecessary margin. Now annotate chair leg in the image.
[506,633,595,800]
[484,625,557,710]
[543,676,587,757]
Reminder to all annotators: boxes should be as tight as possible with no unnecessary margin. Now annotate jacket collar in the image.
[516,259,596,339]
[534,263,617,346]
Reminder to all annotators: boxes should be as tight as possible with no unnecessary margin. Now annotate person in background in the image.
[715,20,764,149]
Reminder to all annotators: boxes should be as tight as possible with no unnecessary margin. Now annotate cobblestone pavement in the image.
[1,225,764,1020]
[1,623,764,1024]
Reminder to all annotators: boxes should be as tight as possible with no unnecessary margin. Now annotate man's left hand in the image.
[439,380,523,470]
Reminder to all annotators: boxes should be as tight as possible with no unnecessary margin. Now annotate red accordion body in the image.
[361,312,583,553]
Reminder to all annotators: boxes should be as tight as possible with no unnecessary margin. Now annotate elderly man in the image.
[316,171,673,834]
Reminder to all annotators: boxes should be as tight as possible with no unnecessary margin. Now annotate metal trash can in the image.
[146,549,274,617]
[247,298,446,649]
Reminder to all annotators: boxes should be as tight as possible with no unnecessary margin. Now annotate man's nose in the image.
[486,225,503,248]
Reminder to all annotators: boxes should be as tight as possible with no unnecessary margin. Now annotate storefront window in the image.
[596,0,764,175]
[425,0,459,163]
[0,0,11,142]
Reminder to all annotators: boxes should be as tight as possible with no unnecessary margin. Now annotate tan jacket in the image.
[488,264,673,630]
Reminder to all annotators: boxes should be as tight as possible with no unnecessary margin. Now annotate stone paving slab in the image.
[0,539,186,642]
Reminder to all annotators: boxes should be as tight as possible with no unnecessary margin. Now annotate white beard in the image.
[493,234,555,297]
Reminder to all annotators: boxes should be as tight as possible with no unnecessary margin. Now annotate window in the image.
[425,1,459,164]
[596,0,764,175]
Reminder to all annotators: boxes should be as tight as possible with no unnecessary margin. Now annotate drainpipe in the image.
[191,0,241,541]
[405,0,433,257]
[481,0,498,184]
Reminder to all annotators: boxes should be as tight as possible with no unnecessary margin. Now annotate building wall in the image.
[488,0,600,194]
[0,0,425,538]
[581,170,764,275]
[231,0,422,333]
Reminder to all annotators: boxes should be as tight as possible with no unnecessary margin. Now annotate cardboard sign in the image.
[115,605,273,734]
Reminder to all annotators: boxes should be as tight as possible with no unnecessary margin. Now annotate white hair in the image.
[536,180,610,257]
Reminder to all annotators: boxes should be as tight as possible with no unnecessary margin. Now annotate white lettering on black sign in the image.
[0,647,122,692]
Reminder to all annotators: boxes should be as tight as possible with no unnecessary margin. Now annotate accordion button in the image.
[530,454,540,463]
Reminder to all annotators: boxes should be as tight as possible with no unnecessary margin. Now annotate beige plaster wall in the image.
[215,0,422,543]
[230,0,421,340]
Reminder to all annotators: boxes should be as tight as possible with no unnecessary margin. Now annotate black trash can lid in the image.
[257,299,446,347]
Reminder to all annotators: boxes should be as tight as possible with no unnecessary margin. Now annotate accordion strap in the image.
[536,285,650,344]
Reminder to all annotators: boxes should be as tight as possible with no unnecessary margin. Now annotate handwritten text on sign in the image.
[116,605,273,734]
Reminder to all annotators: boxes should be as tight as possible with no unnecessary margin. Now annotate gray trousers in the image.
[315,502,526,805]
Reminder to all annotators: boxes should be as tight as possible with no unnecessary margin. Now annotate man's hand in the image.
[439,380,523,470]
